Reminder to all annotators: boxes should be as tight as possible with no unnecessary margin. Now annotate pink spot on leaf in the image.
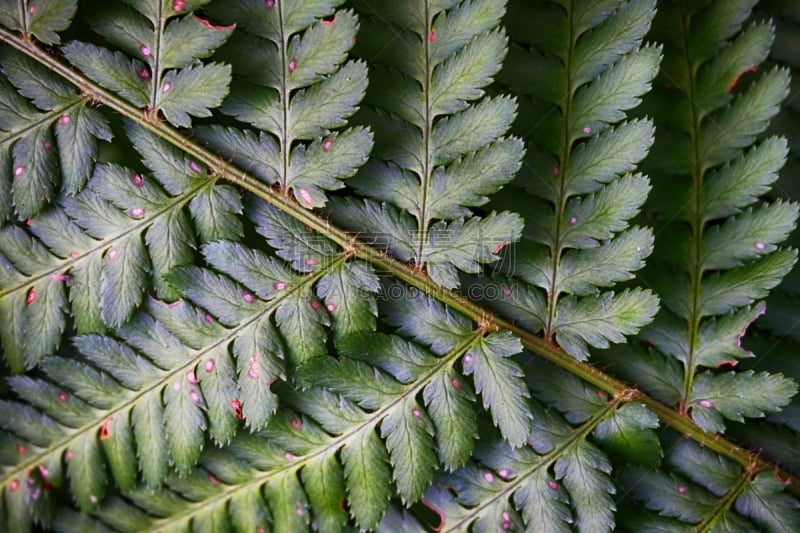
[26,288,37,305]
[755,242,766,250]
[186,370,198,384]
[204,313,213,323]
[138,66,151,80]
[163,82,172,93]
[698,399,715,409]
[28,5,35,15]
[284,452,296,462]
[208,474,219,485]
[130,173,144,187]
[451,378,461,390]
[59,115,70,125]
[288,58,297,73]
[463,353,472,364]
[190,390,201,403]
[291,418,301,430]
[717,360,738,368]
[310,300,322,310]
[429,30,436,43]
[172,0,186,11]
[498,468,512,479]
[38,465,49,478]
[129,207,145,218]
[51,274,71,282]
[58,392,67,402]
[582,126,592,134]
[500,285,511,297]
[65,450,73,460]
[322,15,335,26]
[483,472,494,483]
[274,282,287,290]
[265,0,275,8]
[248,353,260,379]
[106,249,117,261]
[14,166,23,177]
[502,511,511,522]
[9,479,19,492]
[205,359,216,373]
[677,485,686,495]
[326,303,336,312]
[322,138,334,151]
[494,242,506,254]
[569,216,577,225]
[69,251,79,258]
[243,291,255,303]
[298,188,313,205]
[547,480,558,490]
[43,139,52,150]
[501,521,512,531]
[411,408,422,418]
[188,160,202,174]
[140,44,152,57]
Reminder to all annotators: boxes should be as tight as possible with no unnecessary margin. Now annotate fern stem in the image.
[545,0,577,340]
[677,2,705,415]
[2,27,796,496]
[147,2,166,118]
[691,473,751,532]
[277,0,290,192]
[415,0,434,269]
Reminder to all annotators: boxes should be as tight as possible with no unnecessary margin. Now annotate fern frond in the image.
[0,124,241,371]
[620,439,800,531]
[327,0,523,288]
[61,0,232,127]
[477,0,660,360]
[0,0,76,46]
[0,49,111,220]
[53,292,531,531]
[631,0,799,431]
[199,1,372,208]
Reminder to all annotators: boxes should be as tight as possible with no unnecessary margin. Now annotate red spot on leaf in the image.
[26,288,37,305]
[265,0,275,8]
[322,138,334,152]
[192,15,235,31]
[429,30,436,43]
[172,0,186,11]
[58,392,67,402]
[288,58,297,73]
[208,474,219,485]
[322,15,335,26]
[494,242,506,254]
[230,399,243,420]
[291,418,301,430]
[100,418,112,439]
[9,479,19,492]
[677,485,686,495]
[16,444,26,454]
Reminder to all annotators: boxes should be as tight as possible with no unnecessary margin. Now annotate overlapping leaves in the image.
[0,123,241,372]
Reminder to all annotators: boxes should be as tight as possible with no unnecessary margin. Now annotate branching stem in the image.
[1,27,796,496]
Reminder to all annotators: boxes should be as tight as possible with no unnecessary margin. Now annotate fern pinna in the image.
[1,0,800,532]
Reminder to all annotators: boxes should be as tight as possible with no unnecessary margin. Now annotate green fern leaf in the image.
[201,3,371,208]
[478,0,660,359]
[0,123,241,371]
[632,0,799,429]
[0,51,112,220]
[62,1,232,127]
[0,0,76,45]
[335,0,523,287]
